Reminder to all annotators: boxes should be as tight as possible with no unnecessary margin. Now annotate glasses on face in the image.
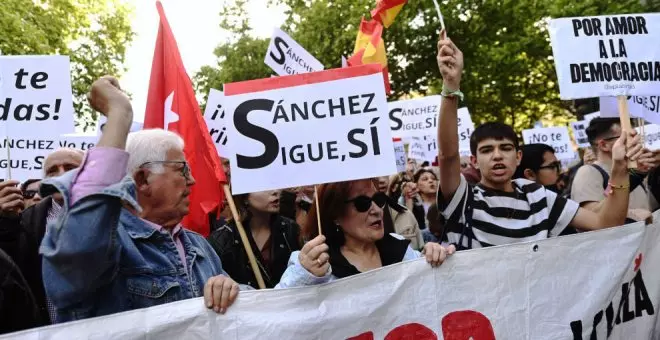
[345,192,388,213]
[140,161,191,180]
[602,135,620,142]
[538,161,561,173]
[23,190,38,199]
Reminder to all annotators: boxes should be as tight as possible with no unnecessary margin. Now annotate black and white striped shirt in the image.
[438,175,579,249]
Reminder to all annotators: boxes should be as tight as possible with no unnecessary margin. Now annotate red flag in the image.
[144,1,226,236]
[347,18,391,94]
[371,0,407,28]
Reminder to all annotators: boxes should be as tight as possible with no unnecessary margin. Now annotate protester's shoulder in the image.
[206,220,238,250]
[512,178,544,194]
[573,163,601,179]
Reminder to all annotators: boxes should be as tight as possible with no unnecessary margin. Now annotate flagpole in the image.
[432,0,446,33]
[222,184,266,289]
[5,137,11,180]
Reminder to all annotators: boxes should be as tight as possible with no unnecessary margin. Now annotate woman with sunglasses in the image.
[275,179,454,288]
[208,190,301,289]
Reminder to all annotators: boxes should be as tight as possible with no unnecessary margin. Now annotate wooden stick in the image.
[432,0,445,32]
[617,96,637,169]
[314,185,322,236]
[5,137,11,180]
[222,184,266,289]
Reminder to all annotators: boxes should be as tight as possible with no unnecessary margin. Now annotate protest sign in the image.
[570,120,591,148]
[637,124,660,151]
[224,64,395,194]
[96,116,143,136]
[202,89,231,158]
[549,13,660,99]
[8,217,660,340]
[584,111,601,123]
[522,127,575,160]
[0,55,75,138]
[414,108,474,160]
[601,96,660,125]
[0,133,97,181]
[393,138,406,173]
[388,96,440,138]
[407,136,434,162]
[264,27,324,76]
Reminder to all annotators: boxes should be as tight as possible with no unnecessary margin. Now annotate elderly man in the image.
[0,147,85,326]
[40,76,238,323]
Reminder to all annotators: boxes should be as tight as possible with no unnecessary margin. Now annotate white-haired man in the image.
[40,76,238,323]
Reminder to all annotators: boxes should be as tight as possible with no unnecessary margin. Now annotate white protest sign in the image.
[264,27,324,76]
[549,13,660,99]
[637,124,660,151]
[522,127,575,160]
[224,65,395,194]
[570,120,591,148]
[584,111,601,123]
[407,136,435,162]
[0,133,98,181]
[96,116,143,136]
[418,108,474,159]
[601,96,660,125]
[202,89,231,158]
[393,138,406,173]
[388,96,440,138]
[0,56,75,137]
[8,218,660,339]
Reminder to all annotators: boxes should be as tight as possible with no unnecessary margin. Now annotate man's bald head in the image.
[44,148,85,178]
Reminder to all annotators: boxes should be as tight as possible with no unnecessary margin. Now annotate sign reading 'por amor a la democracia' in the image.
[7,217,660,340]
[224,65,396,194]
[549,13,660,99]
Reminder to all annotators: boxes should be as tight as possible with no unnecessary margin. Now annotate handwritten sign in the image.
[570,120,591,148]
[265,27,324,76]
[393,138,406,172]
[203,89,231,158]
[549,13,660,99]
[224,65,395,194]
[522,127,575,160]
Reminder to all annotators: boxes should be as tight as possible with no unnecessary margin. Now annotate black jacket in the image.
[0,197,52,326]
[207,215,301,289]
[329,234,411,279]
[0,249,42,334]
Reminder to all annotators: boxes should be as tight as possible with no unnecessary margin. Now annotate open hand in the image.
[612,131,644,163]
[299,235,330,277]
[204,275,239,314]
[437,29,464,91]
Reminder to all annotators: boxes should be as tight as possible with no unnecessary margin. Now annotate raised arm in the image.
[437,31,464,201]
[571,132,645,230]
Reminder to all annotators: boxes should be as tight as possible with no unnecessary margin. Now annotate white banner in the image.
[0,134,98,181]
[393,138,406,173]
[264,27,324,76]
[388,96,441,138]
[549,13,660,99]
[224,65,395,194]
[601,96,660,125]
[570,120,591,148]
[202,89,231,158]
[6,218,660,339]
[522,126,576,160]
[0,56,76,137]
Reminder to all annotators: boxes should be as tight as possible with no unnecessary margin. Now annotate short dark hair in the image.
[413,168,437,184]
[514,144,555,179]
[470,122,519,156]
[21,179,41,193]
[586,118,621,146]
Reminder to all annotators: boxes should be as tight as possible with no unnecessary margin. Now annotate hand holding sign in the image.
[0,179,24,217]
[612,131,644,165]
[437,31,464,91]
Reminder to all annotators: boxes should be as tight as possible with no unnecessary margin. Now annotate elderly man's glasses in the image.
[140,161,191,180]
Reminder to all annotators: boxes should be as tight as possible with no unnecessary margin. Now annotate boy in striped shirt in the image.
[435,35,652,250]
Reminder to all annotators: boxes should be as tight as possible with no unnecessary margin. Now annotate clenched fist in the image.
[87,76,133,119]
[437,29,464,91]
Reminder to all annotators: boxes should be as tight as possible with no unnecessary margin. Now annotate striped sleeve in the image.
[437,175,470,245]
[546,190,580,237]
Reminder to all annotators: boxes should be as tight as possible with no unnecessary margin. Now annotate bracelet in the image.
[441,86,465,101]
[605,181,630,197]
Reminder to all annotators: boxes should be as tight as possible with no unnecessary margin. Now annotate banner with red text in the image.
[4,217,660,339]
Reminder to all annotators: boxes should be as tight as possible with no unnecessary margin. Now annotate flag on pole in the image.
[371,0,407,28]
[144,1,226,237]
[347,18,390,93]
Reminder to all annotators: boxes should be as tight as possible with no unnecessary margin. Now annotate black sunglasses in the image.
[23,190,38,199]
[345,192,388,213]
[538,161,561,173]
[140,161,191,180]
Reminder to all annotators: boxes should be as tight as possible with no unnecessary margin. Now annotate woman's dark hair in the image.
[230,194,250,221]
[302,179,394,248]
[20,179,41,193]
[514,143,555,179]
[413,168,437,184]
[470,122,519,156]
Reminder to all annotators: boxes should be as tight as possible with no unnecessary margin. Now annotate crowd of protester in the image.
[0,33,658,334]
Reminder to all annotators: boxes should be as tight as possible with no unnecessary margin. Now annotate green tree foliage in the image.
[197,0,659,130]
[0,0,134,131]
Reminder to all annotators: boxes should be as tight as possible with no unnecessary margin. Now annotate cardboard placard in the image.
[202,89,231,158]
[264,27,324,76]
[522,127,575,160]
[570,120,591,148]
[388,96,441,138]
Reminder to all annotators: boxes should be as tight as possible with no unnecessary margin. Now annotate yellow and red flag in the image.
[347,18,390,93]
[371,0,407,28]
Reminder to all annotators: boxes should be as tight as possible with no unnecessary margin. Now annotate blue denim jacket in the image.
[39,170,227,323]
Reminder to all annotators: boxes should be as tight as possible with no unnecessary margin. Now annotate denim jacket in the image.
[39,170,227,323]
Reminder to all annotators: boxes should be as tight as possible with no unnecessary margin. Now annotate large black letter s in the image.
[269,37,289,65]
[234,99,280,169]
